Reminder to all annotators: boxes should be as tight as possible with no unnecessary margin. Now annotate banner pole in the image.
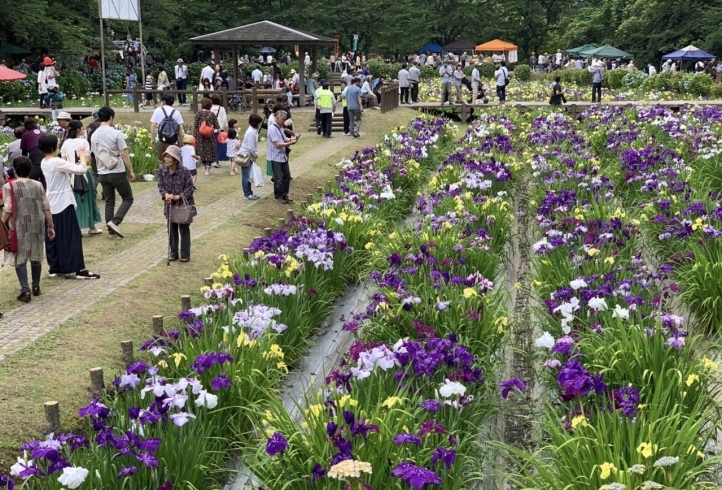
[98,0,109,107]
[137,0,146,86]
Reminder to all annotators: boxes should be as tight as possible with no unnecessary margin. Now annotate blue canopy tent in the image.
[419,42,443,54]
[662,45,716,61]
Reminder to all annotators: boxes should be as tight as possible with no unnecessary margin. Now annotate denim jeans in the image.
[16,261,41,292]
[98,172,134,228]
[496,85,506,102]
[241,164,252,197]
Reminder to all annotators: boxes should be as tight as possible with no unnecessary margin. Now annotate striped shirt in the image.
[266,122,287,163]
[145,75,154,90]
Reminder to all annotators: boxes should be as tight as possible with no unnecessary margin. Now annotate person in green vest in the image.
[315,80,337,138]
[338,81,350,135]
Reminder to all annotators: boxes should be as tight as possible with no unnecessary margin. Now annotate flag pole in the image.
[98,0,109,107]
[137,0,146,86]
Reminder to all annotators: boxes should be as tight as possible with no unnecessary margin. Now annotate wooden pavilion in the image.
[190,20,336,105]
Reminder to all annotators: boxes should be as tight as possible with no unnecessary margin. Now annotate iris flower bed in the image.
[503,109,722,489]
[242,113,520,489]
[0,117,456,490]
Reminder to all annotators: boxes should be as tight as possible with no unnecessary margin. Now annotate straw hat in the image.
[57,111,72,121]
[182,134,195,146]
[162,145,182,163]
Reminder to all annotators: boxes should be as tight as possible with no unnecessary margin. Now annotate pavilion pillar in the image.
[312,45,318,75]
[214,44,220,65]
[233,44,239,85]
[298,44,306,106]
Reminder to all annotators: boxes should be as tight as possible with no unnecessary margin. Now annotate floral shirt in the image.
[157,165,194,218]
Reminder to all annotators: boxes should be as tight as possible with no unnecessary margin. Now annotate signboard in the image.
[100,0,139,21]
[352,34,359,52]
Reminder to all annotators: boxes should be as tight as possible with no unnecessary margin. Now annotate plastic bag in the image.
[250,162,264,187]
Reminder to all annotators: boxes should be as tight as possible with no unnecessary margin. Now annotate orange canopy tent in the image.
[475,39,518,63]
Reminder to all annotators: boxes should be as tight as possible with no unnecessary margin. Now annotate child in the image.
[226,128,241,176]
[181,135,200,187]
[158,145,195,262]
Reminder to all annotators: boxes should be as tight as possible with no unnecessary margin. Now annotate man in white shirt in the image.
[304,52,311,69]
[471,62,482,103]
[408,62,421,103]
[91,106,135,238]
[251,67,263,84]
[200,60,214,85]
[556,51,562,66]
[267,54,273,65]
[150,93,185,165]
[174,58,188,105]
[648,63,657,76]
[398,64,410,104]
[537,53,545,72]
[360,77,379,108]
[494,61,508,104]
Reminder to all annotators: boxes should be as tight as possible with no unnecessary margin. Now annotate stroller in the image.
[461,76,489,104]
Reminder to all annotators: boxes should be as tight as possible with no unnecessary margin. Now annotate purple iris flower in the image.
[612,386,640,418]
[117,466,137,478]
[265,432,288,456]
[394,433,423,445]
[135,452,159,468]
[211,373,233,391]
[343,410,355,426]
[391,461,443,489]
[190,351,234,374]
[431,447,456,468]
[311,463,326,483]
[79,398,110,419]
[499,378,526,399]
[350,420,379,440]
[326,422,338,437]
[419,399,442,412]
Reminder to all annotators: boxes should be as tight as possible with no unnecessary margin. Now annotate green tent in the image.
[566,44,594,55]
[578,45,633,59]
[0,44,31,55]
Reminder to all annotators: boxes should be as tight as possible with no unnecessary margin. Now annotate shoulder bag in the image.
[70,151,90,195]
[169,193,197,225]
[3,181,18,253]
[235,153,251,168]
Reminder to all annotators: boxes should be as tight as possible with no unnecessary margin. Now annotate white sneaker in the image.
[106,221,124,238]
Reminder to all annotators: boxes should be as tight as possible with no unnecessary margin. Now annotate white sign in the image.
[353,34,359,41]
[100,0,139,21]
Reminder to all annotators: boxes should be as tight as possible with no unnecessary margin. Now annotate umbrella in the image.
[0,44,31,55]
[662,45,716,61]
[259,46,276,55]
[443,40,477,51]
[418,42,443,54]
[0,66,27,81]
[566,44,594,55]
[578,45,633,59]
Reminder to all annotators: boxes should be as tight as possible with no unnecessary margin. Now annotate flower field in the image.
[3,104,722,490]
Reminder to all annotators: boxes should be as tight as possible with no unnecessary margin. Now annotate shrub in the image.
[683,73,712,97]
[603,68,628,89]
[514,65,531,81]
[479,62,495,79]
[0,75,36,103]
[57,69,91,98]
[709,83,722,98]
[623,71,647,89]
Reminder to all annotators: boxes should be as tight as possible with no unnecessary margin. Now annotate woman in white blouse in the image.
[239,113,261,200]
[60,120,103,235]
[40,134,100,279]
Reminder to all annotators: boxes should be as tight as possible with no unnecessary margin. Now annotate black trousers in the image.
[400,87,409,103]
[592,82,602,102]
[169,222,191,259]
[410,82,419,102]
[175,79,187,104]
[496,85,506,102]
[342,107,350,134]
[314,108,320,129]
[272,160,291,199]
[320,112,332,137]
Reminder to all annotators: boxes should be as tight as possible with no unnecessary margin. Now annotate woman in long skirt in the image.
[39,134,100,279]
[60,120,103,234]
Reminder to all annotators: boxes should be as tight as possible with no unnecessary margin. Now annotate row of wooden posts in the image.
[41,201,314,433]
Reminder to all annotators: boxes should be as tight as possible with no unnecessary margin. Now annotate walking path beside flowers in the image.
[0,139,340,362]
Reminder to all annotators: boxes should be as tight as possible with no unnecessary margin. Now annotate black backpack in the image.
[158,107,179,144]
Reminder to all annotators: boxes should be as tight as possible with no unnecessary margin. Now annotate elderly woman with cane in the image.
[158,145,195,262]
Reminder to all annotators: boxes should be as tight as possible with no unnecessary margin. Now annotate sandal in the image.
[32,286,41,297]
[17,291,31,303]
[76,270,101,280]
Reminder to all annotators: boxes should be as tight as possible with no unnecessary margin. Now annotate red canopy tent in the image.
[0,66,27,81]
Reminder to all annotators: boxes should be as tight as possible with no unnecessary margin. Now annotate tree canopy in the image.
[1,0,721,66]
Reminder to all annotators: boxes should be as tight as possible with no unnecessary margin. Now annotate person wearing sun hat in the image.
[158,144,194,262]
[588,59,605,103]
[43,57,59,109]
[174,58,188,105]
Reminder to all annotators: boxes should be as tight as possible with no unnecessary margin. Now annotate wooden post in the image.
[312,45,318,75]
[133,85,140,113]
[204,277,213,286]
[191,87,198,113]
[181,295,191,312]
[286,209,294,222]
[213,44,220,66]
[242,248,250,259]
[264,227,273,237]
[44,401,60,433]
[252,85,258,114]
[233,45,240,88]
[298,44,306,107]
[90,368,104,396]
[277,217,286,228]
[121,341,134,366]
[222,89,228,113]
[152,315,164,335]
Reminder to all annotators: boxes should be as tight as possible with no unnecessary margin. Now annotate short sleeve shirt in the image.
[150,106,184,141]
[91,126,128,174]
